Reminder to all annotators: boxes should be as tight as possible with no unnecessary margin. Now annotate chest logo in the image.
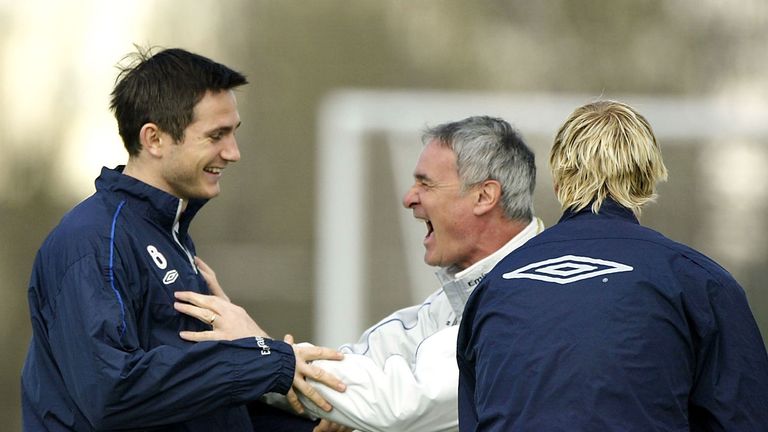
[503,255,633,285]
[146,245,168,270]
[163,270,179,285]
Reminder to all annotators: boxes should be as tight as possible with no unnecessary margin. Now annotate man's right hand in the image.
[176,257,347,413]
[284,334,347,413]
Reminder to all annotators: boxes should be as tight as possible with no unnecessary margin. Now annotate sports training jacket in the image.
[458,199,768,431]
[301,218,543,432]
[22,166,295,431]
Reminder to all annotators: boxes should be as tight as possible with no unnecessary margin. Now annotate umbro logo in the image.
[503,255,633,285]
[163,270,179,285]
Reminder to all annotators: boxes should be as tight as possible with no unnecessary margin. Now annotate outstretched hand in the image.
[284,334,347,413]
[177,257,347,413]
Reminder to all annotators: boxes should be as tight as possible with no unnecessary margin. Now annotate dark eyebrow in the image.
[414,173,433,183]
[208,121,241,136]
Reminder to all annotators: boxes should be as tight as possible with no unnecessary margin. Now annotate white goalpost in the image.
[314,90,768,347]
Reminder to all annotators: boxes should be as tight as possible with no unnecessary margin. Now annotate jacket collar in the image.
[95,166,207,235]
[436,217,545,317]
[558,198,639,225]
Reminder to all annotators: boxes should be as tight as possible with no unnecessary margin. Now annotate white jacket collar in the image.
[436,217,544,317]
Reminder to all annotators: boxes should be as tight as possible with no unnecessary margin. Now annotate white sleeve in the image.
[301,326,459,432]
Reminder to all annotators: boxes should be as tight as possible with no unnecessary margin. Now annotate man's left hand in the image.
[174,290,269,340]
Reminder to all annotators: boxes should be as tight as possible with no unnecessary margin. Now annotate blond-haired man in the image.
[458,100,768,431]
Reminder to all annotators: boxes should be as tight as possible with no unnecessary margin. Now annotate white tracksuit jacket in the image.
[302,218,543,432]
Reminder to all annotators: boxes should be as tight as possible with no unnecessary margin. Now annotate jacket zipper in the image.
[172,200,198,274]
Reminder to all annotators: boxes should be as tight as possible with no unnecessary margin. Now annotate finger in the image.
[194,256,230,301]
[174,291,217,310]
[285,388,304,414]
[174,302,216,325]
[207,279,229,301]
[196,262,218,293]
[313,420,329,432]
[299,345,344,362]
[300,362,346,392]
[313,420,334,432]
[195,256,213,275]
[294,379,332,412]
[179,330,217,342]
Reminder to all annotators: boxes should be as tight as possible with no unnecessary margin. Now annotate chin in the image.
[424,255,440,267]
[200,187,222,199]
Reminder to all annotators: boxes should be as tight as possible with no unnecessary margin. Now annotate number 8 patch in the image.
[146,245,168,269]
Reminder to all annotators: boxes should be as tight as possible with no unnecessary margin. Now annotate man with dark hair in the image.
[21,46,344,431]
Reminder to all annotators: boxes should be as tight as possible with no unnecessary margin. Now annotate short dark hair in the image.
[110,46,248,156]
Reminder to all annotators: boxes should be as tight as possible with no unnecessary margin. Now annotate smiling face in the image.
[402,139,481,270]
[156,90,242,201]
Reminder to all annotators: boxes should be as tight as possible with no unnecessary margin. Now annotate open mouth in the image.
[204,167,223,175]
[425,220,434,240]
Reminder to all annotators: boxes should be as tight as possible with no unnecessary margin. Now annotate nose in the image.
[402,185,419,209]
[221,136,241,163]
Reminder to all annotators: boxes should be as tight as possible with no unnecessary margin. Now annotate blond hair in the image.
[549,100,668,215]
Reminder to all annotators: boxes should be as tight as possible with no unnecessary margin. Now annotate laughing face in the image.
[402,139,480,270]
[156,89,242,201]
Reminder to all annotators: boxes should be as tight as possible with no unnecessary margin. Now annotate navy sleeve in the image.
[46,254,295,430]
[457,281,522,432]
[686,271,768,431]
[456,283,481,432]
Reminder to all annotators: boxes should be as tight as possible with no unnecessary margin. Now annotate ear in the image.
[473,180,502,216]
[138,123,165,158]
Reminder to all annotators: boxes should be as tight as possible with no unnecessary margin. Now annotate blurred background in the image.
[2,0,767,427]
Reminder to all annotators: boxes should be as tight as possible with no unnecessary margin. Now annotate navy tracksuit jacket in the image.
[458,199,768,431]
[21,167,306,431]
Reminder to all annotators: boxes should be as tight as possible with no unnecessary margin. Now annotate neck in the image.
[123,159,188,212]
[456,217,530,272]
[479,218,529,255]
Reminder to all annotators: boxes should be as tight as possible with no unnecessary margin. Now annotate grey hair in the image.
[422,116,536,221]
